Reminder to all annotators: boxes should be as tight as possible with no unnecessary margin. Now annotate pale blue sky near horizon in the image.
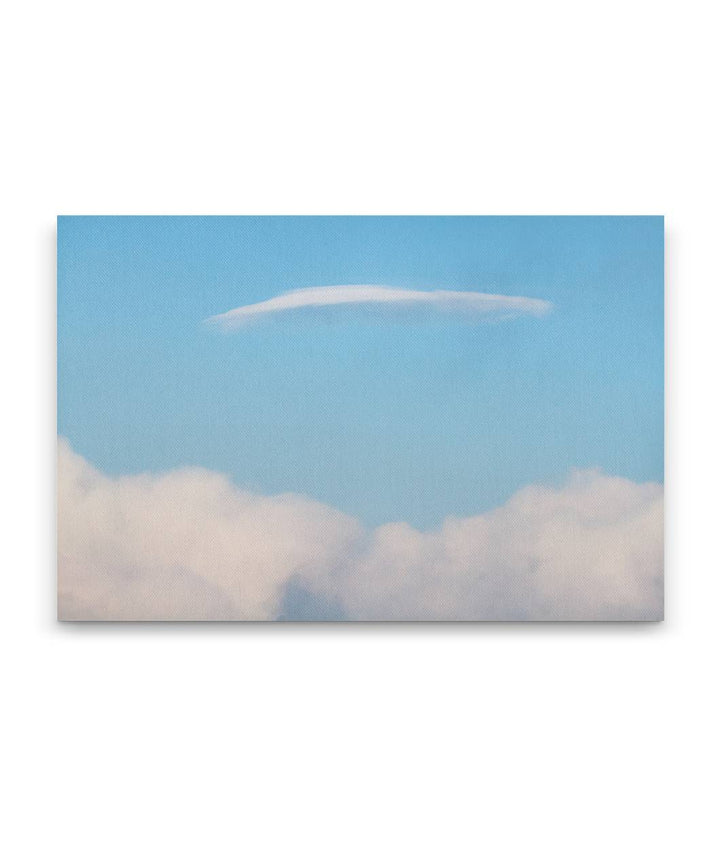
[57,215,663,528]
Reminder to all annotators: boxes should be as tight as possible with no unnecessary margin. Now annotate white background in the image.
[2,1,718,854]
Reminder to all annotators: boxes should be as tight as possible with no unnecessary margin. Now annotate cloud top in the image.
[58,441,662,621]
[205,285,552,329]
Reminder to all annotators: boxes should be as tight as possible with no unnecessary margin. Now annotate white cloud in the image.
[58,440,663,621]
[205,285,551,329]
[58,440,360,620]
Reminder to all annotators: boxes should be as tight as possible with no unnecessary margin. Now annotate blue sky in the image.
[58,216,663,528]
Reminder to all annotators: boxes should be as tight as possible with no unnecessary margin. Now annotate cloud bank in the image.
[58,440,662,621]
[205,285,551,329]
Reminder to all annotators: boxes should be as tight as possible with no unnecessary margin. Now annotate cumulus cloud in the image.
[58,440,663,621]
[57,440,360,620]
[205,285,552,329]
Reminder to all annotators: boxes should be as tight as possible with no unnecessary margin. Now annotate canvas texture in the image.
[57,216,664,621]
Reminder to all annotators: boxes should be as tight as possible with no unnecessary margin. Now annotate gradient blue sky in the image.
[57,216,663,528]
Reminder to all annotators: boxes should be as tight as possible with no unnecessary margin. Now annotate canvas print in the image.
[57,216,664,621]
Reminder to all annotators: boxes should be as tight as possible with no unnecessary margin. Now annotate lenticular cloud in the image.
[205,285,552,329]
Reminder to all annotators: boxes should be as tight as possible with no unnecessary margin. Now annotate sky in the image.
[57,215,663,530]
